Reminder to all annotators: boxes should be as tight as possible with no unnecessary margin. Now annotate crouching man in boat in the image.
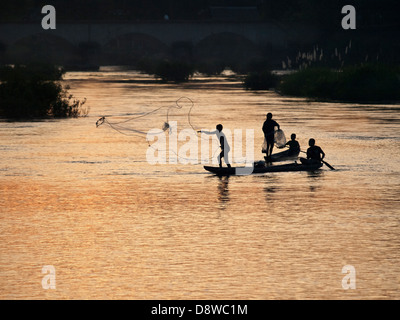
[285,133,301,156]
[198,124,231,168]
[300,138,325,165]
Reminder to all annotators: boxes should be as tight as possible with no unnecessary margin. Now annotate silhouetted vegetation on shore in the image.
[243,70,279,90]
[0,64,88,119]
[137,59,195,82]
[278,63,400,102]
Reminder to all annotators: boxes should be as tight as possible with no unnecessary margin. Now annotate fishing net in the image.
[95,97,197,137]
[95,97,221,163]
[274,129,286,148]
[262,129,287,152]
[96,98,271,165]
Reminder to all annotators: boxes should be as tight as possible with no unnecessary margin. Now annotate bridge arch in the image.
[6,33,78,64]
[103,33,169,65]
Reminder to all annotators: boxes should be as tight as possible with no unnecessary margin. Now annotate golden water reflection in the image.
[0,71,399,299]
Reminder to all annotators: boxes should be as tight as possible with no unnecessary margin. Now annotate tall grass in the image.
[278,63,400,102]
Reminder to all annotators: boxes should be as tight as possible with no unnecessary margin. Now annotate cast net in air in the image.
[95,97,222,163]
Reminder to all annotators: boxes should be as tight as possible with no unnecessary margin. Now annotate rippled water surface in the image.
[1,70,399,299]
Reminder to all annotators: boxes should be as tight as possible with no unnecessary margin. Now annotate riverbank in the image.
[277,64,400,103]
[0,64,89,119]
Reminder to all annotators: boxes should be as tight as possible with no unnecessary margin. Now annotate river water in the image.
[1,69,399,299]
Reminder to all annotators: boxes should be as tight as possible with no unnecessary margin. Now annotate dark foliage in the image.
[137,59,195,82]
[243,70,279,90]
[0,64,88,119]
[278,63,400,102]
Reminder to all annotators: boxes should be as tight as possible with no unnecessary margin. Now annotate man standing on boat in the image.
[262,113,280,162]
[198,124,231,168]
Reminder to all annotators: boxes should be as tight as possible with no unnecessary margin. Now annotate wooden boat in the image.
[268,149,300,162]
[204,162,323,176]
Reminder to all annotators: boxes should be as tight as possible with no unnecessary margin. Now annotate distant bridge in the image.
[0,21,320,66]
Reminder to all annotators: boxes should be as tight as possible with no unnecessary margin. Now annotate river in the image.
[0,69,399,299]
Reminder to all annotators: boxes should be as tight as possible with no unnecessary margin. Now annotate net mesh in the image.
[274,129,287,148]
[262,129,286,152]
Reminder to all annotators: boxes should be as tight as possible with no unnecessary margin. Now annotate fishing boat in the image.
[204,161,323,176]
[268,149,300,162]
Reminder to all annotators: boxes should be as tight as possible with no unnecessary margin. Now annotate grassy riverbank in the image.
[278,64,400,102]
[243,63,400,103]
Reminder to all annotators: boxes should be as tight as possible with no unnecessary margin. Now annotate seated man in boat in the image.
[198,124,231,168]
[285,133,301,156]
[262,113,280,162]
[300,138,325,164]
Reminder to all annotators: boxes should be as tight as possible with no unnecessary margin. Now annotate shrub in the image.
[136,59,195,82]
[196,59,226,76]
[154,60,195,83]
[0,64,88,119]
[243,70,279,90]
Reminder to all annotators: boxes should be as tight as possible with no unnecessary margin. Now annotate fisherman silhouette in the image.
[285,133,301,156]
[198,124,231,168]
[262,113,280,162]
[300,138,325,165]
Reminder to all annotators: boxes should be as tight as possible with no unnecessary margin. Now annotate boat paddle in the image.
[300,150,335,170]
[321,159,335,170]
